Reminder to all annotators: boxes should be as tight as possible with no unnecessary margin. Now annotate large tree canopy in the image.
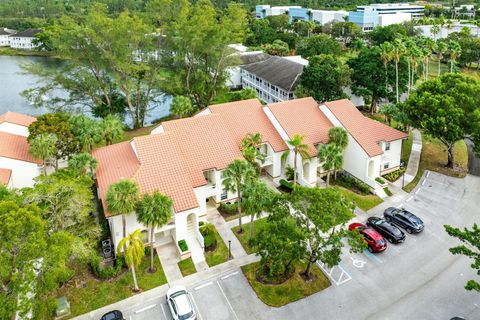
[405,73,480,168]
[296,34,342,58]
[296,54,350,102]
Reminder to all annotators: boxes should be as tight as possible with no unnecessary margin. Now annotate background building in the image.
[9,28,42,50]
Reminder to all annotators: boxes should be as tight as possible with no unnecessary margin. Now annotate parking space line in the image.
[160,304,167,320]
[135,304,156,314]
[421,179,426,186]
[190,295,204,320]
[415,188,421,195]
[426,170,430,178]
[194,281,213,291]
[364,250,383,263]
[317,261,352,286]
[220,271,239,280]
[406,196,413,202]
[216,281,239,320]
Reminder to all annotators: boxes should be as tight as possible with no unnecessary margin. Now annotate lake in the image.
[0,55,171,126]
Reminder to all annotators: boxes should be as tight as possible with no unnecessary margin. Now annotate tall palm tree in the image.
[430,24,440,41]
[379,41,393,96]
[318,143,342,187]
[392,39,405,103]
[436,40,447,76]
[409,42,421,90]
[281,134,310,185]
[423,38,436,81]
[117,229,145,292]
[106,179,140,252]
[242,180,274,239]
[448,40,462,73]
[29,133,58,175]
[100,114,124,146]
[241,132,265,173]
[68,152,97,177]
[222,160,257,233]
[328,127,348,149]
[136,191,173,273]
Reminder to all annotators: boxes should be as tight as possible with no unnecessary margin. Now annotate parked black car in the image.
[384,207,424,234]
[100,310,124,320]
[367,217,406,244]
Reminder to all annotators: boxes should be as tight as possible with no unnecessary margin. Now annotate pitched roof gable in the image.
[267,97,333,156]
[0,111,36,127]
[0,132,41,164]
[162,114,243,187]
[0,168,12,185]
[324,99,408,157]
[208,98,288,152]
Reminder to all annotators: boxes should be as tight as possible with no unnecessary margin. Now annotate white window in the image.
[385,142,391,151]
[383,162,390,170]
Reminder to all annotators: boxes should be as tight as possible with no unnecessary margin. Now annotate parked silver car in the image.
[166,286,196,320]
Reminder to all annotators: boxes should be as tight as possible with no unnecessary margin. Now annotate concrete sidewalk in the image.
[155,242,183,283]
[206,206,247,259]
[403,129,422,185]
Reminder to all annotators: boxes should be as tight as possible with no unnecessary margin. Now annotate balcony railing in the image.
[260,156,274,167]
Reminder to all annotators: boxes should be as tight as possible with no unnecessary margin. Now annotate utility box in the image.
[54,296,70,319]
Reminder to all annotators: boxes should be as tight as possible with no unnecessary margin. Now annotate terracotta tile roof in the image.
[0,168,12,185]
[267,97,333,156]
[132,134,198,213]
[162,114,243,187]
[92,141,140,217]
[208,99,288,152]
[324,99,408,157]
[0,111,36,127]
[0,132,41,164]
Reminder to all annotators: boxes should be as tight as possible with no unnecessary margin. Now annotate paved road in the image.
[466,139,480,176]
[94,173,480,320]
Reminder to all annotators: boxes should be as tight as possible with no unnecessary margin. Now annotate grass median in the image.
[232,218,268,254]
[178,257,196,277]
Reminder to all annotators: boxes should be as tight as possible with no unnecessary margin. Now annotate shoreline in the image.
[0,47,56,57]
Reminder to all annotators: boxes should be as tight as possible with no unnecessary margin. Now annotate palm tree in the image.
[328,127,348,149]
[29,133,58,175]
[448,40,462,73]
[136,191,173,273]
[100,114,124,146]
[392,39,405,103]
[379,41,393,97]
[436,41,447,76]
[68,152,97,177]
[117,229,145,292]
[281,134,310,185]
[242,180,274,239]
[106,179,140,252]
[408,41,421,90]
[222,160,257,233]
[423,38,435,81]
[430,24,440,41]
[318,143,342,187]
[241,132,265,173]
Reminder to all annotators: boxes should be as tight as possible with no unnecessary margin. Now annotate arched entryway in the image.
[368,160,375,179]
[186,212,197,235]
[303,161,310,181]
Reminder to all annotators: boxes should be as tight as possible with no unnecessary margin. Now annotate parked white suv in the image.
[166,286,197,320]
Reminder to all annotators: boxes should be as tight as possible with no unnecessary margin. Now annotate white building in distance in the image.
[9,28,42,50]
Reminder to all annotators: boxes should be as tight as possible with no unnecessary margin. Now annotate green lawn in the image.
[204,227,229,267]
[178,257,196,277]
[54,256,167,318]
[402,131,413,166]
[335,186,383,212]
[403,136,468,193]
[242,261,330,307]
[232,218,268,254]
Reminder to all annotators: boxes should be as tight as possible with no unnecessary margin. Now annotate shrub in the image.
[383,187,393,197]
[285,166,294,181]
[279,179,294,193]
[334,172,371,195]
[90,254,125,279]
[178,240,189,252]
[383,168,406,182]
[218,202,238,215]
[200,223,217,248]
[375,177,386,184]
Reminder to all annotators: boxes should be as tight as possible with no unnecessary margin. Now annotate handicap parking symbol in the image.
[350,257,366,268]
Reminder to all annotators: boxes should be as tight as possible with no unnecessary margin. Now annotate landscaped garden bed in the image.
[335,186,383,211]
[217,202,239,221]
[178,257,196,277]
[242,261,330,307]
[232,218,268,254]
[201,223,229,267]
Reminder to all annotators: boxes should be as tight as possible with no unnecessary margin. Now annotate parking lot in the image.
[93,172,480,320]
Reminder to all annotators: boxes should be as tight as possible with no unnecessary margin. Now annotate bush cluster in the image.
[382,168,406,182]
[200,223,217,249]
[335,172,371,195]
[375,177,386,184]
[218,202,238,215]
[90,254,125,279]
[178,239,189,252]
[279,179,294,193]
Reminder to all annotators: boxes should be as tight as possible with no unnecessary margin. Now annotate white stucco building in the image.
[94,97,407,262]
[0,112,41,188]
[0,28,16,46]
[9,28,42,50]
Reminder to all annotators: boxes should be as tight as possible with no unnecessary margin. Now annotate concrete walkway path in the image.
[155,242,183,283]
[206,206,247,259]
[403,129,422,185]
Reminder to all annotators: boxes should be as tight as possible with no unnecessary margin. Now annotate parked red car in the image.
[349,222,387,253]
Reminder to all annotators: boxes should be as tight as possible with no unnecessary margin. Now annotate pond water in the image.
[0,55,171,126]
